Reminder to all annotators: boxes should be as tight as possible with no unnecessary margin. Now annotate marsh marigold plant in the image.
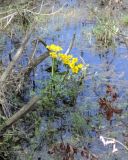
[46,44,86,74]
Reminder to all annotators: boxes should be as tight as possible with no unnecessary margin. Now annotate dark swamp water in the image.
[0,0,128,160]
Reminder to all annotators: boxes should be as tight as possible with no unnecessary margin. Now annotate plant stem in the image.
[52,58,55,77]
[51,58,55,95]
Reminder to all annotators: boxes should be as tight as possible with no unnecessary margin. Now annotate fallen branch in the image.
[0,26,34,82]
[0,96,40,134]
[20,51,49,77]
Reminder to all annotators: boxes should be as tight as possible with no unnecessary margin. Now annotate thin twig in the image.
[29,40,38,61]
[24,3,67,16]
[3,14,15,29]
[65,34,76,55]
[0,12,17,21]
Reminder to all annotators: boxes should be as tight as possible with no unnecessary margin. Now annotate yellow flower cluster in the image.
[46,44,62,52]
[47,44,63,59]
[47,44,84,74]
[59,53,83,74]
[49,52,58,59]
[59,54,73,65]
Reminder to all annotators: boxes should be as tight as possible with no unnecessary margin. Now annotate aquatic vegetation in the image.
[71,112,86,135]
[121,15,128,26]
[47,44,85,74]
[41,70,86,109]
[90,7,120,50]
[41,44,88,113]
[93,17,119,48]
[0,0,128,160]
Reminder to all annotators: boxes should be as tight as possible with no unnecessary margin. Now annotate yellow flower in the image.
[49,52,58,59]
[77,63,83,69]
[72,58,78,63]
[59,54,67,60]
[69,62,75,69]
[58,54,70,65]
[67,54,73,59]
[47,44,62,52]
[58,53,64,58]
[72,66,79,74]
[59,54,73,61]
[63,59,70,65]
